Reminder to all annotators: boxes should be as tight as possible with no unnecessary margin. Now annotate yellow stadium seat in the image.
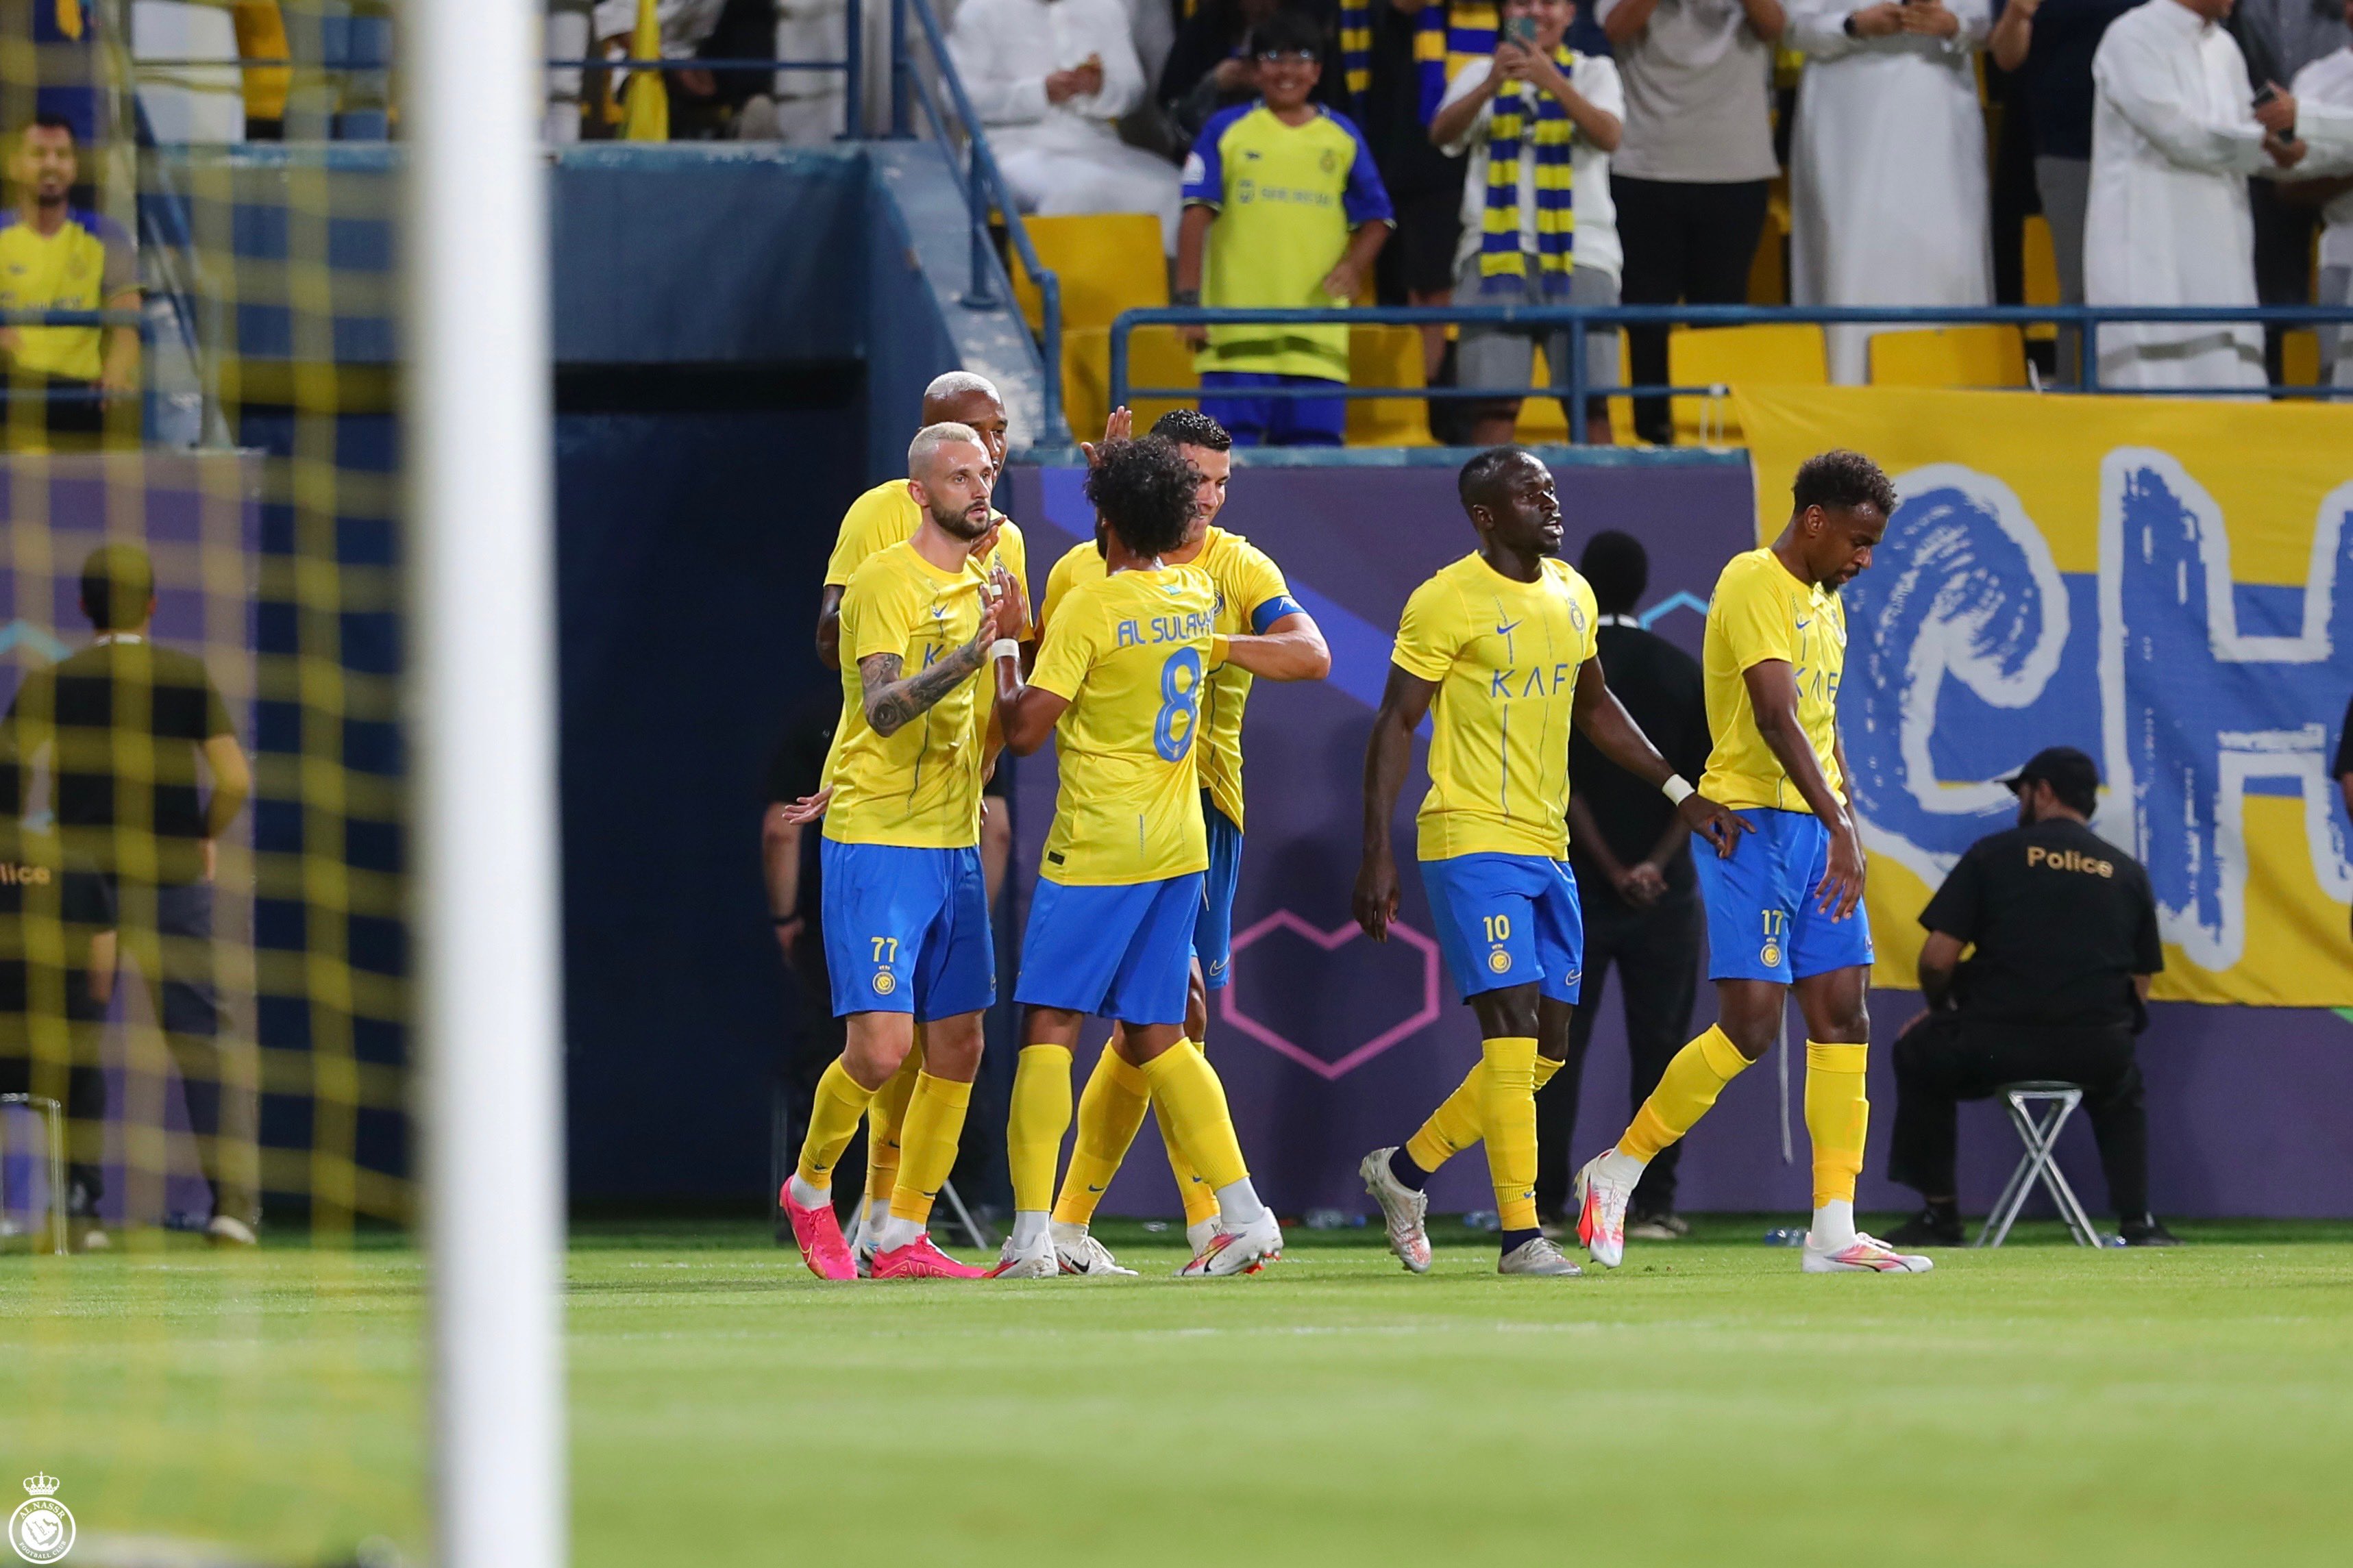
[1060,324,1199,444]
[1869,325,2029,388]
[1346,325,1435,446]
[1666,323,1827,445]
[1749,183,1791,305]
[2282,329,2320,388]
[2023,215,2060,343]
[1010,214,1170,334]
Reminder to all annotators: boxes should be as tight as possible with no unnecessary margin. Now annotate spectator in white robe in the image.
[2284,2,2353,384]
[1786,0,1994,384]
[949,0,1185,252]
[2083,0,2313,389]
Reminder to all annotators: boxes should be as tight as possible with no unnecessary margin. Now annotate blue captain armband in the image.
[1250,595,1306,634]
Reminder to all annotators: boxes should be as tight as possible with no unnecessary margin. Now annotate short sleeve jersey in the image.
[1391,553,1599,861]
[1700,548,1846,814]
[824,543,996,850]
[1028,565,1219,885]
[1919,817,2164,1028]
[1181,101,1396,380]
[1039,527,1303,833]
[4,639,235,885]
[0,208,137,382]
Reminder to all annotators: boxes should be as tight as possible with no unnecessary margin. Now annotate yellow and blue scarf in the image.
[1477,48,1577,299]
[1338,0,1499,118]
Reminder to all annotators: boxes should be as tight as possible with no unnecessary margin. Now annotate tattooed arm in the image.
[858,587,1009,738]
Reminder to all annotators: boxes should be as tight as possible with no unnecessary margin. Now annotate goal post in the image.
[404,3,567,1567]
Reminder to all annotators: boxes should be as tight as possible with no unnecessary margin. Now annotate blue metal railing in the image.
[894,0,1070,445]
[1111,303,2353,445]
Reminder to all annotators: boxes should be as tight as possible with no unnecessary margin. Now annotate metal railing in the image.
[0,308,156,438]
[893,0,1069,445]
[1111,303,2353,445]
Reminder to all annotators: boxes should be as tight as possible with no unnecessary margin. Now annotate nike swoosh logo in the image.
[1794,617,1812,630]
[1087,1184,1105,1193]
[1495,619,1522,636]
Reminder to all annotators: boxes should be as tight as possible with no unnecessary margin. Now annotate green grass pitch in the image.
[5,1217,2350,1566]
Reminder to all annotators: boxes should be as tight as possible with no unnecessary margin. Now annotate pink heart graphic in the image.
[1218,910,1442,1080]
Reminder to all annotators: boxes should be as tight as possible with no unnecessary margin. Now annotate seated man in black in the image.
[1886,747,2176,1248]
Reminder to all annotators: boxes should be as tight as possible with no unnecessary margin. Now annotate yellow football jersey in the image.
[1028,564,1219,885]
[822,542,997,849]
[824,478,1027,603]
[1391,553,1599,861]
[1700,548,1847,814]
[1039,527,1299,833]
[0,208,136,382]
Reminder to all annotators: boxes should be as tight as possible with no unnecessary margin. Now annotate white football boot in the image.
[1801,1232,1934,1273]
[1176,1211,1283,1278]
[1497,1235,1584,1276]
[1358,1147,1433,1273]
[1573,1152,1638,1269]
[1051,1221,1137,1277]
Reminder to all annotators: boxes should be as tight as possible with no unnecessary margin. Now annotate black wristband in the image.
[1843,13,1860,35]
[1172,287,1201,307]
[772,914,798,925]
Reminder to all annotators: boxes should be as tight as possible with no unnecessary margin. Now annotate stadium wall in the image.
[1000,456,2353,1221]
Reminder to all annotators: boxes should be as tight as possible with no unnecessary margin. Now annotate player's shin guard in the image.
[1138,1041,1247,1193]
[887,1071,972,1228]
[1403,1054,1566,1175]
[796,1059,880,1191]
[1477,1036,1540,1233]
[1007,1045,1075,1215]
[1053,1045,1152,1226]
[863,1033,925,1213]
[1621,1024,1752,1162]
[1803,1042,1870,1210]
[1159,1034,1221,1226]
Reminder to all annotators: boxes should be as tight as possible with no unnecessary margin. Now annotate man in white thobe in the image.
[1786,0,1995,384]
[949,0,1184,252]
[2285,2,2353,382]
[2084,0,2316,388]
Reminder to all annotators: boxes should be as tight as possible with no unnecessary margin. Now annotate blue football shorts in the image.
[820,840,996,1021]
[1694,806,1875,982]
[1193,793,1244,992]
[1419,851,1585,1004]
[1015,872,1207,1026]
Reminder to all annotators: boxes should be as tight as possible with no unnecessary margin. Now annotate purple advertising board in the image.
[1000,453,2353,1221]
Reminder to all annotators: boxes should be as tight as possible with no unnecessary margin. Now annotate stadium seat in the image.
[1060,325,1198,443]
[1977,1082,2104,1248]
[2023,216,2060,344]
[133,1,247,142]
[2282,329,2320,388]
[1010,214,1169,334]
[1346,325,1434,446]
[1869,325,2030,388]
[1749,182,1791,305]
[1666,323,1827,445]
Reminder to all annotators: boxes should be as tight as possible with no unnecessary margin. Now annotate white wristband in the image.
[989,638,1020,664]
[1662,775,1696,806]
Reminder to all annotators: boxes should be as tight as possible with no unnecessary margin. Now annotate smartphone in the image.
[1505,15,1540,45]
[2253,84,2280,107]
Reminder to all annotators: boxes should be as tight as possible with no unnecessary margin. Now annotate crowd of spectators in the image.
[915,0,2353,436]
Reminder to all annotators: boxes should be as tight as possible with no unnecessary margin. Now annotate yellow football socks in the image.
[1477,1036,1540,1232]
[1804,1041,1870,1209]
[1053,1045,1152,1226]
[795,1058,878,1190]
[1138,1040,1247,1191]
[1621,1024,1752,1162]
[1401,1051,1565,1173]
[1160,1036,1221,1226]
[1007,1043,1074,1213]
[887,1071,971,1227]
[863,1036,924,1208]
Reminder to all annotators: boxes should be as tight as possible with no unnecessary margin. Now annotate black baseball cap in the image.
[2001,746,2100,817]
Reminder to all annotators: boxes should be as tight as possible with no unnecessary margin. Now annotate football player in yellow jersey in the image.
[1573,451,1934,1275]
[1023,410,1329,1273]
[807,371,1031,1269]
[1353,447,1749,1276]
[777,422,1024,1281]
[988,437,1296,1278]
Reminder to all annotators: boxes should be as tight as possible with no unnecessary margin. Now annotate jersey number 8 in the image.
[1153,647,1205,762]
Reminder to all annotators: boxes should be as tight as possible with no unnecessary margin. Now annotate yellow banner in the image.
[1734,384,2353,1007]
